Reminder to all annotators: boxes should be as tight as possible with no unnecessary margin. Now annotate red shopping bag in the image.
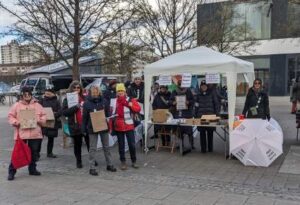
[11,131,31,169]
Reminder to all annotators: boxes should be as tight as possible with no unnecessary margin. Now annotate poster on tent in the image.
[206,73,220,84]
[181,73,192,88]
[159,75,172,85]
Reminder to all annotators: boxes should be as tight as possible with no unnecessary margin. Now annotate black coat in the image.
[62,96,84,136]
[152,92,171,110]
[195,89,220,118]
[39,96,61,137]
[127,82,144,104]
[103,86,117,102]
[81,96,110,134]
[169,88,194,119]
[242,88,270,120]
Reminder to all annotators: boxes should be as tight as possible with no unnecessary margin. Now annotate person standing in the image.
[291,77,300,114]
[113,83,141,170]
[7,87,46,180]
[195,80,220,153]
[82,85,117,176]
[103,79,118,103]
[242,78,270,120]
[169,79,195,149]
[62,81,89,168]
[39,88,62,158]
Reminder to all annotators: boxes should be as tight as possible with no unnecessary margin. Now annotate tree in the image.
[136,0,201,58]
[197,2,257,55]
[0,0,135,80]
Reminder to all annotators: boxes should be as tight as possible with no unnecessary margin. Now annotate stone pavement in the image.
[0,97,300,205]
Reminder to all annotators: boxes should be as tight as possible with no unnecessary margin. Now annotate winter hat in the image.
[116,83,126,92]
[200,80,207,86]
[45,87,55,94]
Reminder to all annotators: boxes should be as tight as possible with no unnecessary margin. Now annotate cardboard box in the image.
[152,109,169,123]
[193,118,202,126]
[201,115,220,123]
[19,109,37,129]
[90,110,108,132]
[184,118,194,125]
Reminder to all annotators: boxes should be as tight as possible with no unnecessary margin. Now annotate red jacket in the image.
[113,97,141,132]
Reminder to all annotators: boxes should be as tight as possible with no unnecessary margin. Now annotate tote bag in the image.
[11,131,32,169]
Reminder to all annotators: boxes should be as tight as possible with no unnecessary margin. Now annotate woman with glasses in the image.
[62,81,89,168]
[242,78,270,120]
[7,87,46,180]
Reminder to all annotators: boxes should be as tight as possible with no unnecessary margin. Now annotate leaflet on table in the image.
[181,73,192,88]
[66,92,79,108]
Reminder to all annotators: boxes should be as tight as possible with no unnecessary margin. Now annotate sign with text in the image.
[66,92,79,108]
[181,73,192,88]
[158,75,172,86]
[176,95,187,110]
[206,73,220,84]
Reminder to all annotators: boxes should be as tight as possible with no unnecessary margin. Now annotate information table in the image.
[147,120,229,158]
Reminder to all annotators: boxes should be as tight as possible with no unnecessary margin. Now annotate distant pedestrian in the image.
[242,78,270,120]
[62,81,89,168]
[112,83,141,170]
[39,88,62,158]
[7,87,46,181]
[82,85,117,176]
[291,77,300,114]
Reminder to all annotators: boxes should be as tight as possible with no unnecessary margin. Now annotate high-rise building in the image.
[1,40,41,64]
[197,0,300,96]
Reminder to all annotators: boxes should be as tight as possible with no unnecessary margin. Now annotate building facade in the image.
[197,0,300,96]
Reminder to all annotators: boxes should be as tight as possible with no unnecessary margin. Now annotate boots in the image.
[120,162,127,170]
[89,169,98,176]
[28,164,41,176]
[106,165,117,172]
[8,164,16,181]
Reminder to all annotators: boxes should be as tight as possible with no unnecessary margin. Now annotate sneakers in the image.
[7,172,15,181]
[89,169,98,176]
[131,163,139,169]
[29,170,41,176]
[47,153,57,158]
[120,162,127,170]
[106,165,117,172]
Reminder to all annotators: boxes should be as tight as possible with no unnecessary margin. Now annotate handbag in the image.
[63,123,71,136]
[11,131,32,169]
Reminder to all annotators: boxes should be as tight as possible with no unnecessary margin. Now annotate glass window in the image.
[287,2,300,37]
[36,79,47,92]
[25,78,38,87]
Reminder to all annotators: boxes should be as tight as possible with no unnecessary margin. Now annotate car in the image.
[10,84,21,94]
[0,82,11,94]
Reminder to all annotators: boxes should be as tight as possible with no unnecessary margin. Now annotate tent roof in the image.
[144,46,254,75]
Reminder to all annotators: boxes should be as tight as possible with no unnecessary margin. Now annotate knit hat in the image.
[200,80,207,86]
[45,87,55,94]
[116,83,126,92]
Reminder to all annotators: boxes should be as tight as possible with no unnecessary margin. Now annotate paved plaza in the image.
[0,97,300,205]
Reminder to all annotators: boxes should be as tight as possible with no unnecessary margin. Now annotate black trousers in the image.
[47,137,54,155]
[9,139,42,174]
[116,130,136,163]
[73,134,89,163]
[198,127,214,153]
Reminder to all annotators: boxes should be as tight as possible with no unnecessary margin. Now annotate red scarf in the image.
[76,96,84,126]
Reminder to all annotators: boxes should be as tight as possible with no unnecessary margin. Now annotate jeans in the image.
[73,134,89,163]
[116,130,136,163]
[9,139,42,174]
[89,132,112,169]
[198,127,214,153]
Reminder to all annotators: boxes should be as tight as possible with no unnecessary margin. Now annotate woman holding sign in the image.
[62,81,89,168]
[113,83,141,170]
[7,87,46,181]
[82,85,117,176]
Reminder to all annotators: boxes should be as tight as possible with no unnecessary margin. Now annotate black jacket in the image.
[81,96,110,134]
[195,89,220,118]
[152,92,171,110]
[242,88,270,120]
[169,88,194,118]
[127,82,144,104]
[103,86,117,102]
[62,96,84,136]
[39,96,61,137]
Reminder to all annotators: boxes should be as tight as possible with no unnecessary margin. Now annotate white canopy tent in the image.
[143,46,255,153]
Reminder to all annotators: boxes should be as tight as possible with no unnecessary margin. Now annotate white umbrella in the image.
[230,119,283,167]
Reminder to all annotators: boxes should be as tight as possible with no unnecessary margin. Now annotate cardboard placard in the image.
[176,96,187,110]
[152,109,169,123]
[90,110,108,132]
[43,107,55,128]
[19,109,37,129]
[66,92,79,108]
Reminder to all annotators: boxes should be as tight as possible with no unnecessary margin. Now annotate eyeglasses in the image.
[254,82,261,85]
[73,86,81,89]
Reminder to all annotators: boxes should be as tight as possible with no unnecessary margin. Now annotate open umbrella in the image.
[230,119,283,167]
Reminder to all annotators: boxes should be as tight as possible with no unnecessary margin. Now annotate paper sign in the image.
[19,109,37,129]
[181,73,192,88]
[176,96,187,110]
[90,110,108,132]
[206,73,220,84]
[139,103,144,115]
[110,98,117,114]
[159,75,172,86]
[66,92,79,108]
